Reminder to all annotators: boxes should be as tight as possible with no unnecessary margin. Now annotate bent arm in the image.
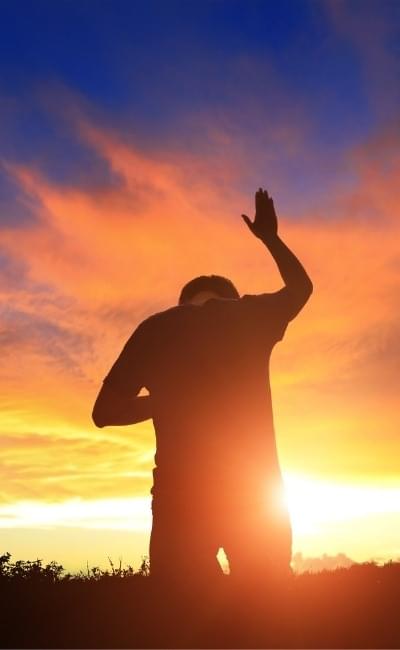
[264,234,313,317]
[242,188,313,323]
[92,320,153,428]
[92,386,152,428]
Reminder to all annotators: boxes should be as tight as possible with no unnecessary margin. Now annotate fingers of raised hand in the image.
[241,213,253,230]
[256,186,270,199]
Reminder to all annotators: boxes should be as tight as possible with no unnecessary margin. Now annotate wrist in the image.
[260,233,280,248]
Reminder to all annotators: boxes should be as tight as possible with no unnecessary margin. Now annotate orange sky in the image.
[1,105,399,570]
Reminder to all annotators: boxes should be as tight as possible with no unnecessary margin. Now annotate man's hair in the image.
[178,274,240,305]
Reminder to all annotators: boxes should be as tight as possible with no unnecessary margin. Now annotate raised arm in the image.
[241,187,313,319]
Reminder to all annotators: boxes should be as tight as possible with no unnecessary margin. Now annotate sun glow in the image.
[284,473,400,536]
[1,474,399,569]
[2,475,400,536]
[0,497,151,531]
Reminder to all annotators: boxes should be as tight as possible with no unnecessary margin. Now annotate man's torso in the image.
[143,297,283,495]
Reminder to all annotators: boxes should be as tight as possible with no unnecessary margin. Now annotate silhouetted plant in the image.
[0,552,151,584]
[0,553,399,648]
[138,556,150,576]
[0,553,64,583]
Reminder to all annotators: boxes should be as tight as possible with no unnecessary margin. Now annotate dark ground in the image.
[0,554,399,648]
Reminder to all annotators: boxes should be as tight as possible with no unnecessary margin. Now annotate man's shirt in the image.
[102,290,296,497]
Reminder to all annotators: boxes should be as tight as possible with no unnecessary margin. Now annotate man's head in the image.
[178,274,240,306]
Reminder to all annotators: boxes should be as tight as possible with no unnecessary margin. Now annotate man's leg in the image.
[149,495,223,586]
[223,494,292,586]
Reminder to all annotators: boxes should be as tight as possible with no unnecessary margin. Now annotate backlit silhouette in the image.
[92,187,313,587]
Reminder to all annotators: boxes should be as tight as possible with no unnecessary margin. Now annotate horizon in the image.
[2,471,399,573]
[1,0,400,571]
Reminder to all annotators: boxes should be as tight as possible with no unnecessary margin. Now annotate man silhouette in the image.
[92,187,313,587]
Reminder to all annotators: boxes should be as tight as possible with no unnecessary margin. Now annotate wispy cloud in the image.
[0,91,399,511]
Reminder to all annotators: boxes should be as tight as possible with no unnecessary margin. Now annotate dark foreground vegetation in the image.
[0,553,399,648]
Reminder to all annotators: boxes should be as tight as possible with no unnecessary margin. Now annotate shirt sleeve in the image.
[240,287,299,343]
[102,320,150,396]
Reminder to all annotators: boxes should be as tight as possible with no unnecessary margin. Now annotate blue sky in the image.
[1,0,398,215]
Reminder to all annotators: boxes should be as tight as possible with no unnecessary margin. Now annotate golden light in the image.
[284,473,400,537]
[1,474,400,571]
[0,497,151,531]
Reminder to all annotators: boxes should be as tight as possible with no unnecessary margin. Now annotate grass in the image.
[0,552,399,648]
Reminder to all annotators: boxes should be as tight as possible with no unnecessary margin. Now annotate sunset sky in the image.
[1,0,399,572]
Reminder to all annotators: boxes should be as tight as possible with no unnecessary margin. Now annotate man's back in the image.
[113,293,291,494]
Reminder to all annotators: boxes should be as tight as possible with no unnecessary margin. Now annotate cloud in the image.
[271,123,400,478]
[326,0,400,119]
[0,93,399,507]
[0,431,154,504]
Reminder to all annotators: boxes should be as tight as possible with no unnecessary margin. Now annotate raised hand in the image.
[241,187,278,243]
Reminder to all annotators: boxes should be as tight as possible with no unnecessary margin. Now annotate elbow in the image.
[300,280,313,308]
[92,404,107,428]
[291,277,313,302]
[298,272,313,300]
[290,277,313,315]
[305,277,313,298]
[92,413,106,428]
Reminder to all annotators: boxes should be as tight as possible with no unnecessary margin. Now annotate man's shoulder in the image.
[240,292,275,303]
[137,297,261,333]
[239,291,288,312]
[136,303,186,333]
[139,294,280,325]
